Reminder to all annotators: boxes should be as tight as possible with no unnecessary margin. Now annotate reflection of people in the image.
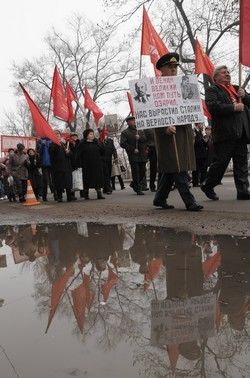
[201,65,250,201]
[153,52,203,211]
[180,75,199,100]
[134,82,151,103]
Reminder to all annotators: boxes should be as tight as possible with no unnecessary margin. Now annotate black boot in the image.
[96,189,105,199]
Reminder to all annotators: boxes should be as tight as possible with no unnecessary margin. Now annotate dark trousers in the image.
[41,166,54,199]
[111,175,124,190]
[154,171,196,208]
[130,161,146,193]
[13,177,27,200]
[204,139,249,194]
[192,157,208,186]
[148,146,157,190]
[103,160,112,193]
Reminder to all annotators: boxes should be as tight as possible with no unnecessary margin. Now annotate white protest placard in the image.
[151,293,216,346]
[104,114,118,133]
[129,75,204,130]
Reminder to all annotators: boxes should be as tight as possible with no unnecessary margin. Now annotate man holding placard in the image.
[152,53,203,211]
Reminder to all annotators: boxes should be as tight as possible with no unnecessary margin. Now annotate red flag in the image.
[51,66,69,121]
[202,99,212,120]
[101,267,118,302]
[19,83,60,145]
[66,80,77,123]
[141,6,169,75]
[144,258,162,290]
[167,344,179,374]
[71,281,87,333]
[202,251,221,280]
[195,39,214,79]
[127,92,135,116]
[45,266,74,333]
[99,124,109,143]
[240,0,250,67]
[84,86,103,126]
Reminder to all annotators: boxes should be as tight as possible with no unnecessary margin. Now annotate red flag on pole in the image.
[84,86,103,126]
[167,344,179,374]
[51,66,69,121]
[99,124,109,143]
[19,83,60,145]
[101,267,118,302]
[144,258,162,290]
[240,0,250,67]
[195,39,214,79]
[202,251,221,280]
[141,6,169,75]
[65,80,77,123]
[202,99,212,120]
[127,91,135,116]
[45,266,74,333]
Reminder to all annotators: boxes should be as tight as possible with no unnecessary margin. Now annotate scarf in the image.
[217,83,239,103]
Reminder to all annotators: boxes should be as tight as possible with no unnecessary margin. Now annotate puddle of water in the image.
[0,223,250,377]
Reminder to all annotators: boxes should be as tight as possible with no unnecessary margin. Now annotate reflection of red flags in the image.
[240,0,250,67]
[45,266,74,333]
[127,92,135,116]
[144,258,162,290]
[202,99,212,120]
[51,66,69,121]
[101,267,118,302]
[167,344,179,374]
[71,282,87,334]
[202,251,221,280]
[141,6,169,75]
[195,39,214,79]
[20,84,60,145]
[66,80,77,123]
[99,124,109,143]
[84,86,103,126]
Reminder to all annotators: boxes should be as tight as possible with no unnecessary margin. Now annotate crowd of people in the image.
[1,53,250,209]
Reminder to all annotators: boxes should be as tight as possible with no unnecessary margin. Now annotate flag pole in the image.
[47,91,52,122]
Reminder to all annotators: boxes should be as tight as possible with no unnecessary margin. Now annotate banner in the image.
[104,114,118,133]
[129,75,204,130]
[0,135,36,153]
[151,293,216,345]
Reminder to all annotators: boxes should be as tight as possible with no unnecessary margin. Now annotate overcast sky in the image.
[0,0,105,125]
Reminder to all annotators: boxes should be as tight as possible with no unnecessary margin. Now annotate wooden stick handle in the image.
[173,134,180,173]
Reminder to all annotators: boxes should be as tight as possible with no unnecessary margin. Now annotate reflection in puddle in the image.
[0,223,250,377]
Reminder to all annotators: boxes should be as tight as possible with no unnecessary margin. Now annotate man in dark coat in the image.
[201,65,250,200]
[49,130,74,202]
[36,137,54,202]
[153,52,203,211]
[101,135,117,194]
[144,128,158,192]
[120,116,148,195]
[192,123,209,187]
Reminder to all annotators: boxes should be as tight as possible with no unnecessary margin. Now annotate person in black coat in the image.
[120,116,148,195]
[101,135,117,194]
[49,130,74,202]
[144,128,158,192]
[201,65,250,201]
[27,148,42,199]
[76,128,105,200]
[191,123,208,187]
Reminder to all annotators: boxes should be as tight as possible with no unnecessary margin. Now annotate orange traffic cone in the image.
[23,180,40,206]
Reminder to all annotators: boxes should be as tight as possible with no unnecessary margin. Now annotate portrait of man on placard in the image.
[134,81,151,104]
[181,75,200,100]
